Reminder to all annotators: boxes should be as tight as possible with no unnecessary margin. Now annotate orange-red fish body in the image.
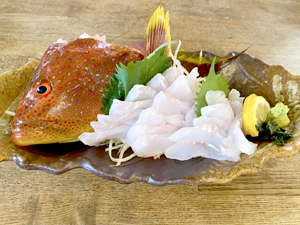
[11,38,144,146]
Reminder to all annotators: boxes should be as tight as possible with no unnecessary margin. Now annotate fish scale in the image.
[11,38,144,145]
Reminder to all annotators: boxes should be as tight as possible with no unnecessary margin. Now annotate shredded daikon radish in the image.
[170,40,189,76]
[105,140,136,166]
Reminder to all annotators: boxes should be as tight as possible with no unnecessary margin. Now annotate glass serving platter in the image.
[1,52,299,186]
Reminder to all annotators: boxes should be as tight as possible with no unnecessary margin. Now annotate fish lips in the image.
[11,118,87,146]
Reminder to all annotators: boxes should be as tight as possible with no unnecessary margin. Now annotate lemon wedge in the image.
[242,94,270,137]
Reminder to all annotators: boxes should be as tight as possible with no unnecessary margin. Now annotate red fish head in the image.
[11,38,144,146]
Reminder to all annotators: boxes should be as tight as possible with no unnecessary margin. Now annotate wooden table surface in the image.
[1,0,300,224]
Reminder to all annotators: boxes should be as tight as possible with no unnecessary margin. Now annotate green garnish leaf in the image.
[101,46,172,115]
[101,73,125,115]
[177,50,234,65]
[177,47,250,76]
[194,57,229,117]
[248,121,294,146]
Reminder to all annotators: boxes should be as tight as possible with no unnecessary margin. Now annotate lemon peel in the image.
[242,94,270,137]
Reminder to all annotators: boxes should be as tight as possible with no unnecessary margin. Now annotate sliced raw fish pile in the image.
[79,66,195,150]
[79,65,257,162]
[164,90,257,161]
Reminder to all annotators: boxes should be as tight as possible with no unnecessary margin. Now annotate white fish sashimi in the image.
[152,92,192,115]
[220,119,257,159]
[186,68,199,94]
[109,99,153,116]
[175,63,185,76]
[235,112,243,125]
[80,100,153,147]
[134,107,185,127]
[201,103,234,127]
[125,85,157,102]
[165,75,196,103]
[219,135,242,160]
[164,114,186,127]
[229,89,244,104]
[162,66,179,85]
[192,143,239,161]
[80,110,143,145]
[126,124,178,158]
[79,65,258,163]
[230,100,243,117]
[146,73,169,92]
[165,142,238,161]
[133,108,166,126]
[184,105,197,127]
[168,123,227,147]
[228,119,257,155]
[79,124,130,146]
[205,90,229,105]
[126,124,178,146]
[130,134,175,158]
[164,142,200,160]
[193,116,229,132]
[91,110,142,131]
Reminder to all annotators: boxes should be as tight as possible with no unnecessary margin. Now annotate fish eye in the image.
[36,81,52,96]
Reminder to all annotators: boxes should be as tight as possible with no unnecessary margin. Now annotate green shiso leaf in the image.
[194,57,229,117]
[101,46,172,115]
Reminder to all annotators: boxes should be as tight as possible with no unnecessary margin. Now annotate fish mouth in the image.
[11,118,91,146]
[11,133,80,146]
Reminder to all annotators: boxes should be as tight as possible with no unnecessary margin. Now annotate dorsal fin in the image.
[145,7,171,57]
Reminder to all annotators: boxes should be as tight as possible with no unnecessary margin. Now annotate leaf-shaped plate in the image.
[1,53,300,186]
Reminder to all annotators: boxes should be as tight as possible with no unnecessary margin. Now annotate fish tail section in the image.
[145,7,171,57]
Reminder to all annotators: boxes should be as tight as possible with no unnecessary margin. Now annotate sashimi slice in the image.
[186,67,199,94]
[146,73,169,92]
[165,142,239,161]
[162,66,179,85]
[219,135,242,160]
[205,90,229,105]
[193,116,229,132]
[201,103,234,127]
[165,75,196,103]
[126,124,178,146]
[184,105,197,127]
[92,110,142,131]
[228,89,244,104]
[79,124,130,146]
[109,99,153,116]
[230,100,243,117]
[125,85,157,102]
[130,133,175,158]
[164,142,200,160]
[134,108,185,127]
[226,119,257,155]
[168,123,227,147]
[126,124,178,157]
[152,92,192,115]
[80,100,153,146]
